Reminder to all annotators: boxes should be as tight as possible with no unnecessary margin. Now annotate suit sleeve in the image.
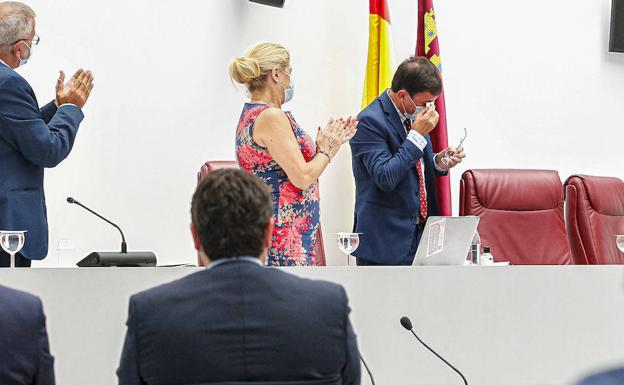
[117,296,146,385]
[0,76,84,168]
[431,150,448,177]
[39,102,58,124]
[33,297,55,385]
[340,287,361,385]
[350,116,423,192]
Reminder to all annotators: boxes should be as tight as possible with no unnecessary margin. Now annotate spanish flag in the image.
[362,0,395,109]
[417,0,452,216]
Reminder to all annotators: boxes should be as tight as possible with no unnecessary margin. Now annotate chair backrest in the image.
[564,174,624,264]
[314,225,326,266]
[197,161,240,184]
[196,161,326,266]
[459,169,572,265]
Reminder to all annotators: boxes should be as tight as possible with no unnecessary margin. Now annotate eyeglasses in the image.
[10,34,40,47]
[441,127,468,166]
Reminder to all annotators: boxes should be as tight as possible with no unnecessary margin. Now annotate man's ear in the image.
[191,223,202,251]
[191,223,210,267]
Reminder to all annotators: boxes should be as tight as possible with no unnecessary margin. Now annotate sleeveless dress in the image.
[235,103,320,266]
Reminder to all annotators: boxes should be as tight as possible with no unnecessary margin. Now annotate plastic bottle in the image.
[481,246,494,265]
[470,231,481,265]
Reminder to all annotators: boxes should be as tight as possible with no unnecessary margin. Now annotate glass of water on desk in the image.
[616,235,624,253]
[0,230,27,268]
[337,233,360,266]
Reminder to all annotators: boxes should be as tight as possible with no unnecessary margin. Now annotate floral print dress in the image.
[236,103,320,266]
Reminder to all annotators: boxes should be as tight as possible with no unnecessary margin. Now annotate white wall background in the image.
[15,0,623,268]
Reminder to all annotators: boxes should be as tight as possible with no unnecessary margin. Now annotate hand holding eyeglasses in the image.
[438,128,467,169]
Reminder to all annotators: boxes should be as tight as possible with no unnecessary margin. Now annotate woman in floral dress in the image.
[230,43,357,266]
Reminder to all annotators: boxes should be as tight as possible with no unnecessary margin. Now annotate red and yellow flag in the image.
[416,0,452,216]
[362,0,395,108]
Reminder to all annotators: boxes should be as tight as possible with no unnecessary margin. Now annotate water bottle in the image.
[481,246,494,265]
[470,231,481,265]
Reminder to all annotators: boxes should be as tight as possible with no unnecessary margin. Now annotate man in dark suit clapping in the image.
[0,285,55,385]
[0,1,94,267]
[117,169,361,385]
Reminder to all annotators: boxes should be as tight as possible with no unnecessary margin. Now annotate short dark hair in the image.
[191,169,273,260]
[391,56,442,96]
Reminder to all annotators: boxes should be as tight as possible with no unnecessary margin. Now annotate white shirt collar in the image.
[387,90,407,124]
[0,58,9,68]
[205,256,264,270]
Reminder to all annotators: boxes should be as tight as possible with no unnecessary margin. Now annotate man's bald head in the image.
[0,2,35,53]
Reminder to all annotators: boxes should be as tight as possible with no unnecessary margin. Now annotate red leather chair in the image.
[459,169,572,265]
[564,175,624,264]
[197,161,327,266]
[197,160,240,184]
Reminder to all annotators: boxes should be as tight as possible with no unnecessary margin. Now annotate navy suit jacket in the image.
[350,90,446,265]
[117,258,361,385]
[0,63,84,260]
[0,285,55,385]
[576,368,624,385]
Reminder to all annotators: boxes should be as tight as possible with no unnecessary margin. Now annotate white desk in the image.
[1,266,623,385]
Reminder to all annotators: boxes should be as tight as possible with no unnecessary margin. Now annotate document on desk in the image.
[426,217,446,257]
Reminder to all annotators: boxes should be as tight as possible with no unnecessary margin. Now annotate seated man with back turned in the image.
[0,284,55,385]
[575,368,624,385]
[117,169,361,385]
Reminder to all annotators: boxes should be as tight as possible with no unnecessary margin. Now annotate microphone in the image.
[67,197,127,253]
[66,197,156,267]
[400,316,468,385]
[359,353,376,385]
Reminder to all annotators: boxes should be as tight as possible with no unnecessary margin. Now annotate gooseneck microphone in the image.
[359,353,376,385]
[67,197,127,253]
[400,316,468,385]
[66,197,156,267]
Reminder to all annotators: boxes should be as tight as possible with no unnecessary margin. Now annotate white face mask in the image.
[401,96,421,123]
[277,69,294,104]
[17,41,32,67]
[401,96,435,124]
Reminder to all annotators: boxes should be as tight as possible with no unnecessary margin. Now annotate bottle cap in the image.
[483,246,491,253]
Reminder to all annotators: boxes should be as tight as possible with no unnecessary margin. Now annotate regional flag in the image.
[416,0,452,216]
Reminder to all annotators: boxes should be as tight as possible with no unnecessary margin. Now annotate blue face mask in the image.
[277,70,294,103]
[18,41,32,67]
[402,97,434,124]
[401,96,422,124]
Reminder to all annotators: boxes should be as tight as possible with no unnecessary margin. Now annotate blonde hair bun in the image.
[229,56,261,86]
[228,42,290,92]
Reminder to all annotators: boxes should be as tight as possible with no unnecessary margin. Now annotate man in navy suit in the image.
[350,56,465,266]
[0,1,94,267]
[117,169,361,385]
[0,284,55,385]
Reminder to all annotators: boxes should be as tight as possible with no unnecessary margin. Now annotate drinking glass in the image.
[337,233,360,266]
[57,239,76,267]
[0,231,26,268]
[616,235,624,253]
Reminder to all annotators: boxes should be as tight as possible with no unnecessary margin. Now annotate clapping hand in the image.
[55,69,94,109]
[316,116,358,160]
